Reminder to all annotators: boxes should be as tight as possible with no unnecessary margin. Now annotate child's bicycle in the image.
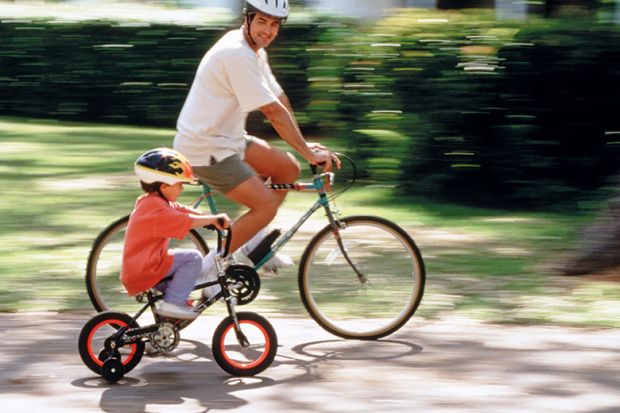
[85,155,426,340]
[78,227,278,383]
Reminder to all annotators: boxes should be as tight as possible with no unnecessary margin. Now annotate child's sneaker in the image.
[157,301,198,320]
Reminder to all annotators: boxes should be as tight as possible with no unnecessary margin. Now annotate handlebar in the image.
[204,221,232,258]
[310,163,320,175]
[309,152,356,199]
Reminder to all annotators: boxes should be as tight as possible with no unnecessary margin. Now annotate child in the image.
[120,148,231,320]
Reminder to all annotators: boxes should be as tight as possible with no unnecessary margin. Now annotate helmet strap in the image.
[156,183,169,202]
[245,14,258,46]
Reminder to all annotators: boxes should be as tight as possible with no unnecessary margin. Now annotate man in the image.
[173,0,339,281]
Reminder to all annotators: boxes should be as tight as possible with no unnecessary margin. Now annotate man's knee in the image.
[283,152,301,182]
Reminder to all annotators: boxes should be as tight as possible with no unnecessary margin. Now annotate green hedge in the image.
[0,19,320,127]
[1,10,619,207]
[303,11,620,207]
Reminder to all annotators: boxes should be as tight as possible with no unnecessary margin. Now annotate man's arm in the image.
[261,97,339,169]
[260,99,314,161]
[278,92,299,126]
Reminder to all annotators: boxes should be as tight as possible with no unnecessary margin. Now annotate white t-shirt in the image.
[173,29,283,166]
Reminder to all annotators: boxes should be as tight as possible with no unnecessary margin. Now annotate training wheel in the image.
[101,358,124,383]
[98,348,120,362]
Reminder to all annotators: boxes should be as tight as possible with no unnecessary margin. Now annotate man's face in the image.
[249,12,281,49]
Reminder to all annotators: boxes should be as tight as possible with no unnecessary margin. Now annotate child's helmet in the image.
[244,0,289,21]
[134,148,198,185]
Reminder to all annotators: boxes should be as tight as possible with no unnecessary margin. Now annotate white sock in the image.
[196,249,217,284]
[200,249,221,298]
[241,227,268,255]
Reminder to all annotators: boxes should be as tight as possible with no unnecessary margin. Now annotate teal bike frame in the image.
[190,164,364,278]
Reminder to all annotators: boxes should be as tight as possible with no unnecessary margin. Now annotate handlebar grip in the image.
[221,227,232,258]
[204,224,232,258]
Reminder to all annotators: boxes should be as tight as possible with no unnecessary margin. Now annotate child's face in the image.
[160,182,184,202]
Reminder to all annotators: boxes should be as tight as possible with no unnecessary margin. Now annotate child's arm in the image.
[188,213,231,230]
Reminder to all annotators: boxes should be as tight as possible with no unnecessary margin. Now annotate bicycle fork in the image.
[322,197,368,284]
[214,253,250,348]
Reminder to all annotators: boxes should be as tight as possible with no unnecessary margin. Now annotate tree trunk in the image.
[528,0,600,16]
[437,0,495,9]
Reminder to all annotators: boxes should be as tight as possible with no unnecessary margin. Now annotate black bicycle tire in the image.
[86,215,209,312]
[298,215,425,340]
[211,312,278,376]
[78,311,145,376]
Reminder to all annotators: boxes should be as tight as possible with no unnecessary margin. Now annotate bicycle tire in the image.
[211,312,278,376]
[78,311,144,376]
[86,215,209,312]
[298,215,425,340]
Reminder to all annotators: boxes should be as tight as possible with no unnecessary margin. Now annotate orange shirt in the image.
[120,193,194,296]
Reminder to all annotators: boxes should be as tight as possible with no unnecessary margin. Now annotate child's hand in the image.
[213,213,231,230]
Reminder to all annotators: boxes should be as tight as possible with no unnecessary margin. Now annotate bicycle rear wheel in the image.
[86,215,209,312]
[299,216,425,340]
[78,311,144,377]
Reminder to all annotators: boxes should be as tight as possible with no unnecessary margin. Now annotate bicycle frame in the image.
[114,229,247,344]
[191,165,344,271]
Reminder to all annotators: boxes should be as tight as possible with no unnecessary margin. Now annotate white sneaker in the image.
[157,301,198,320]
[239,245,294,273]
[200,250,222,300]
[241,228,294,273]
[262,253,294,273]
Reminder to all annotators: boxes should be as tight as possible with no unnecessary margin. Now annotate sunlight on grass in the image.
[39,173,136,191]
[1,116,619,328]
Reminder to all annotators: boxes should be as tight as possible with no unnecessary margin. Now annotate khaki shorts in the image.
[192,137,259,194]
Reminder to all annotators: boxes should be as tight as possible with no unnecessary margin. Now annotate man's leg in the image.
[224,138,301,253]
[225,176,280,253]
[244,136,301,196]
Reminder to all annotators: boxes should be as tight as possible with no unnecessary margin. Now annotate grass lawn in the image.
[1,116,619,327]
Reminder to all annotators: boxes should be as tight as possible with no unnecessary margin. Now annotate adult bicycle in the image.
[85,155,426,340]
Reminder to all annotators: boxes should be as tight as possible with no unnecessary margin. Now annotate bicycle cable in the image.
[327,152,356,201]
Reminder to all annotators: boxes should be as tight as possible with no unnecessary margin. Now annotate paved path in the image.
[1,312,619,413]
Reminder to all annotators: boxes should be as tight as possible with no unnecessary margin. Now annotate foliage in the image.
[1,8,619,208]
[308,10,620,208]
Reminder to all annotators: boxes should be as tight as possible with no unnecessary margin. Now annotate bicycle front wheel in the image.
[299,216,425,340]
[211,312,278,376]
[86,215,209,312]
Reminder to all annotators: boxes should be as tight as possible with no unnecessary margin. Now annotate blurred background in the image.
[3,0,620,207]
[2,0,620,323]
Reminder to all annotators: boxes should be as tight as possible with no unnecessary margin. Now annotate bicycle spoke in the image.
[300,216,425,340]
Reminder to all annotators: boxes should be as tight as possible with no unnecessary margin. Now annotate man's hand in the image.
[307,143,341,171]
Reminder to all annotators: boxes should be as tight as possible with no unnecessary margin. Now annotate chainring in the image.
[149,322,180,353]
[225,264,260,305]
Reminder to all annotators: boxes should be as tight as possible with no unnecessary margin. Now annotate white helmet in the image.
[244,0,290,21]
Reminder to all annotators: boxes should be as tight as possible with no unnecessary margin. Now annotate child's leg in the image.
[162,249,203,306]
